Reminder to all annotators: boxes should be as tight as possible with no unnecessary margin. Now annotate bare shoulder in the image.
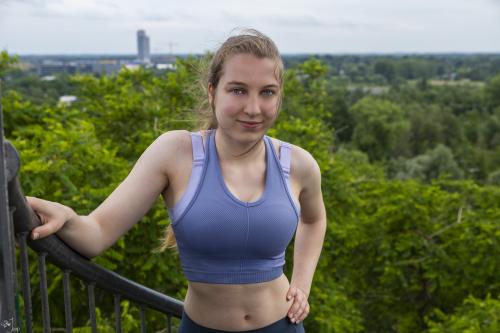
[141,130,192,173]
[289,144,320,180]
[147,130,191,156]
[268,137,321,187]
[152,129,191,150]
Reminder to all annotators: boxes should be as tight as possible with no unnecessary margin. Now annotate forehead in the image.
[219,54,280,86]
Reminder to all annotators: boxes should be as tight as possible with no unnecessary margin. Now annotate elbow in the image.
[85,249,102,260]
[75,245,103,260]
[79,215,107,259]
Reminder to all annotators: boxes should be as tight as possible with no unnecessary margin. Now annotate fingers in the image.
[294,302,309,323]
[31,212,66,240]
[26,196,46,210]
[286,286,310,324]
[31,222,61,240]
[26,196,52,221]
[288,297,309,323]
[26,196,66,240]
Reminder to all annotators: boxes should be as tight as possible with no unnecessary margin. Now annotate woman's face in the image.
[208,53,281,143]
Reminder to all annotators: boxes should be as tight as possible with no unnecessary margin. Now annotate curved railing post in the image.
[0,89,20,331]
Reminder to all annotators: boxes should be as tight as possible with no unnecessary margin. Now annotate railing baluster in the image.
[114,293,121,333]
[63,269,73,333]
[88,282,97,333]
[166,314,172,333]
[140,304,146,333]
[38,252,51,333]
[8,207,20,330]
[18,232,33,333]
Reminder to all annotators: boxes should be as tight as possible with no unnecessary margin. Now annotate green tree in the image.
[425,294,500,333]
[389,144,464,181]
[374,59,397,83]
[351,96,410,161]
[406,104,444,155]
[330,82,355,144]
[485,73,500,108]
[487,169,500,185]
[72,58,199,158]
[0,50,18,80]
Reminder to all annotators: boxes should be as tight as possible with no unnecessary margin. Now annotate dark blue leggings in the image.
[177,310,305,333]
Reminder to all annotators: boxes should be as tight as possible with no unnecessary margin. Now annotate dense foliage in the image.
[1,52,499,332]
[284,54,500,83]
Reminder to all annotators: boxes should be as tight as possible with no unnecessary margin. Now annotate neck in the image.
[214,130,265,162]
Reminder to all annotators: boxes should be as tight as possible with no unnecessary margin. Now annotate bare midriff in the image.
[183,273,293,331]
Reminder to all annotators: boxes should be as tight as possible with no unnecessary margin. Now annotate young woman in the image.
[27,29,327,333]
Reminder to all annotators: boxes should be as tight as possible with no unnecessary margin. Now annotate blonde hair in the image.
[157,28,284,252]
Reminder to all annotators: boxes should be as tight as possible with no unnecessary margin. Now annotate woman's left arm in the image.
[286,147,327,324]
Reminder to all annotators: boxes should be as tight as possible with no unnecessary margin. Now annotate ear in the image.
[208,83,215,106]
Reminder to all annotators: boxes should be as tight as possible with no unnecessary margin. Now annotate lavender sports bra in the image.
[168,130,300,284]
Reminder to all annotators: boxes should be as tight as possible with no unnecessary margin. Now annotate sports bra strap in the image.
[191,131,205,163]
[279,141,292,179]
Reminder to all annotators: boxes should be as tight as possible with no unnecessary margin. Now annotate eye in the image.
[261,89,276,97]
[230,87,245,95]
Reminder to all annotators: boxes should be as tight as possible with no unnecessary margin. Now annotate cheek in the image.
[214,97,241,119]
[264,99,280,117]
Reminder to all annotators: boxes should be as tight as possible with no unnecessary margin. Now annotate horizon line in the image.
[11,51,500,57]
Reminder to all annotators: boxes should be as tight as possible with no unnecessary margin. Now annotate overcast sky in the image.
[1,0,499,54]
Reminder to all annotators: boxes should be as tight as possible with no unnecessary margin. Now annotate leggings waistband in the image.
[178,310,305,333]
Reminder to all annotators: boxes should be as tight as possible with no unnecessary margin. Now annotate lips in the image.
[237,120,263,128]
[239,121,261,125]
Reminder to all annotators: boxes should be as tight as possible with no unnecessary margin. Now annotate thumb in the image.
[31,214,63,240]
[287,287,297,300]
[31,219,51,240]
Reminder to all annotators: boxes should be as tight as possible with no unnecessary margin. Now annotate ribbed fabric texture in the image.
[169,130,300,284]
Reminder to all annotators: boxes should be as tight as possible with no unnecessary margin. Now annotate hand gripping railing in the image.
[0,136,184,332]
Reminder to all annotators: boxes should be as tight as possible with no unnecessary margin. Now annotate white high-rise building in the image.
[137,30,150,63]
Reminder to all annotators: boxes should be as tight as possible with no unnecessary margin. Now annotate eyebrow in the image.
[225,81,279,89]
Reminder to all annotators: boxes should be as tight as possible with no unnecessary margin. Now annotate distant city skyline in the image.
[1,0,499,54]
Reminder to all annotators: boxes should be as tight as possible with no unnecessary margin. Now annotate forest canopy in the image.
[1,51,499,332]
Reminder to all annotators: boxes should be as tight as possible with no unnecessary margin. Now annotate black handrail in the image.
[3,139,184,330]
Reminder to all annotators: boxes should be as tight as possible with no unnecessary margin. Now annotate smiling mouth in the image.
[237,120,263,129]
[238,120,262,125]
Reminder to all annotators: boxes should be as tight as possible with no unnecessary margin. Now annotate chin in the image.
[233,129,267,143]
[218,123,270,143]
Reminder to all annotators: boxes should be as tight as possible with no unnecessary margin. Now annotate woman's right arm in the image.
[27,130,190,258]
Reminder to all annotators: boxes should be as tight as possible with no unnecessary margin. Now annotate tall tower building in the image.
[137,30,150,63]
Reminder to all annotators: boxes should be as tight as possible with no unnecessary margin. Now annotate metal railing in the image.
[0,105,184,332]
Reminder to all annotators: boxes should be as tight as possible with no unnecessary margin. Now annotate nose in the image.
[244,93,261,117]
